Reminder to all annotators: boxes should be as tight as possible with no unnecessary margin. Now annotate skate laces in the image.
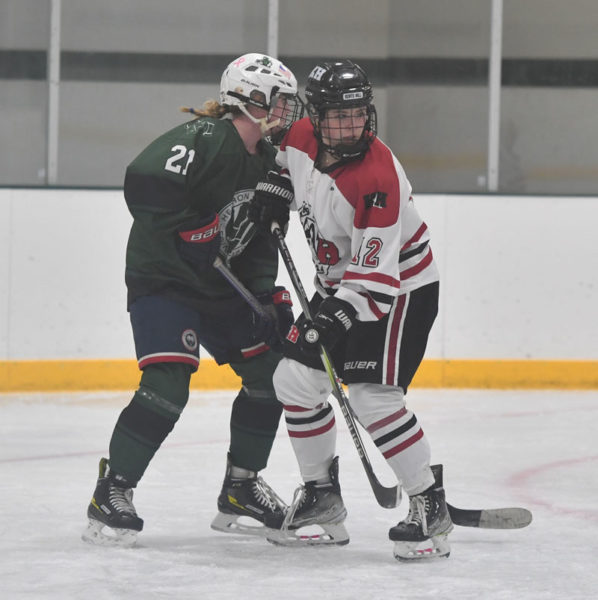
[108,484,136,516]
[252,476,287,513]
[405,494,430,534]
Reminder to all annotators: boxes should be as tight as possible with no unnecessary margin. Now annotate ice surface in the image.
[1,389,597,599]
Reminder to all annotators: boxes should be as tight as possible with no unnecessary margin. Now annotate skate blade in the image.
[210,512,273,538]
[81,518,138,548]
[267,522,350,547]
[392,533,451,562]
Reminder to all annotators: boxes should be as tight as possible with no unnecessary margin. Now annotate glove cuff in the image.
[272,287,293,306]
[321,296,357,332]
[178,214,220,243]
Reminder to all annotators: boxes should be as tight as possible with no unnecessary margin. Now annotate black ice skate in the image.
[210,454,287,537]
[267,456,349,546]
[82,457,143,547]
[389,464,453,561]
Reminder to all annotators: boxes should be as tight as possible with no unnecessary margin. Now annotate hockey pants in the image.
[273,357,434,495]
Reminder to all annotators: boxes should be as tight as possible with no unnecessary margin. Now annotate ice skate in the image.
[267,456,349,546]
[210,454,287,537]
[82,457,143,548]
[389,464,453,561]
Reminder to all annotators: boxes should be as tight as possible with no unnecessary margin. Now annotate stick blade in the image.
[368,474,400,508]
[448,504,533,529]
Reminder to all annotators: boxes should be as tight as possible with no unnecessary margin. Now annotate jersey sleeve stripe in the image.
[365,293,388,320]
[401,222,428,251]
[342,269,401,289]
[399,240,429,263]
[400,247,434,281]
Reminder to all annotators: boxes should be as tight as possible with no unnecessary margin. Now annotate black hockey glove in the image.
[248,171,294,235]
[177,212,221,273]
[300,296,357,357]
[256,286,294,351]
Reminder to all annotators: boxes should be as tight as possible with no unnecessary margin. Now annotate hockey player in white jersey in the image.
[249,60,453,560]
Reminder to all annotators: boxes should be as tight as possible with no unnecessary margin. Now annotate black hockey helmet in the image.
[305,59,377,160]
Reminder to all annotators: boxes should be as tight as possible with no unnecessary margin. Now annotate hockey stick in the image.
[213,254,271,322]
[270,223,533,529]
[270,222,398,509]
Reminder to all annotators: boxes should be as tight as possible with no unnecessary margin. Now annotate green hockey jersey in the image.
[124,116,278,314]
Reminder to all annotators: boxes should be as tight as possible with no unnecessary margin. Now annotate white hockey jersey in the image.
[277,118,439,322]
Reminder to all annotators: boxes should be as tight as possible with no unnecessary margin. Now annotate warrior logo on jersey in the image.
[218,189,257,259]
[298,202,340,275]
[364,191,387,209]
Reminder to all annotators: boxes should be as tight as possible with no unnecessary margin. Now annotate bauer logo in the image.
[344,360,377,371]
[189,225,219,242]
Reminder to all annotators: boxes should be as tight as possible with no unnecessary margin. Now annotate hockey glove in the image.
[248,171,294,235]
[300,296,357,357]
[256,286,294,351]
[177,212,221,273]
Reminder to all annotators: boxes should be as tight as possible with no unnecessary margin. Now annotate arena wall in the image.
[0,188,596,391]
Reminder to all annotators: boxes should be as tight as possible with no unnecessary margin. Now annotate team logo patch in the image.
[218,189,256,260]
[258,56,273,68]
[363,191,387,209]
[182,329,198,352]
[304,328,320,344]
[308,66,327,81]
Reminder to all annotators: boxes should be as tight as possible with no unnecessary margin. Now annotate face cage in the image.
[266,93,305,146]
[310,103,377,160]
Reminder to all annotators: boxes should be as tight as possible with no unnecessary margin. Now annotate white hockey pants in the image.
[273,357,434,495]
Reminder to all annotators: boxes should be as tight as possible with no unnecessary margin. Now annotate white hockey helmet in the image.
[220,53,298,110]
[220,53,303,143]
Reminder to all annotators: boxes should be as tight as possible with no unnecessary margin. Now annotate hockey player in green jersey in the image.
[82,53,304,547]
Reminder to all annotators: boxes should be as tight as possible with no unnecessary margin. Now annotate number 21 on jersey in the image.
[164,145,195,175]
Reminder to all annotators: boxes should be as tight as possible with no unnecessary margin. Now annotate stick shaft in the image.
[271,222,398,508]
[213,255,270,321]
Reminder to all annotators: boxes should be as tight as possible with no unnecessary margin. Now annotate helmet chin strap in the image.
[239,104,280,135]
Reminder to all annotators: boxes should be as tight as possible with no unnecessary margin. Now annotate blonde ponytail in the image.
[180,99,230,119]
